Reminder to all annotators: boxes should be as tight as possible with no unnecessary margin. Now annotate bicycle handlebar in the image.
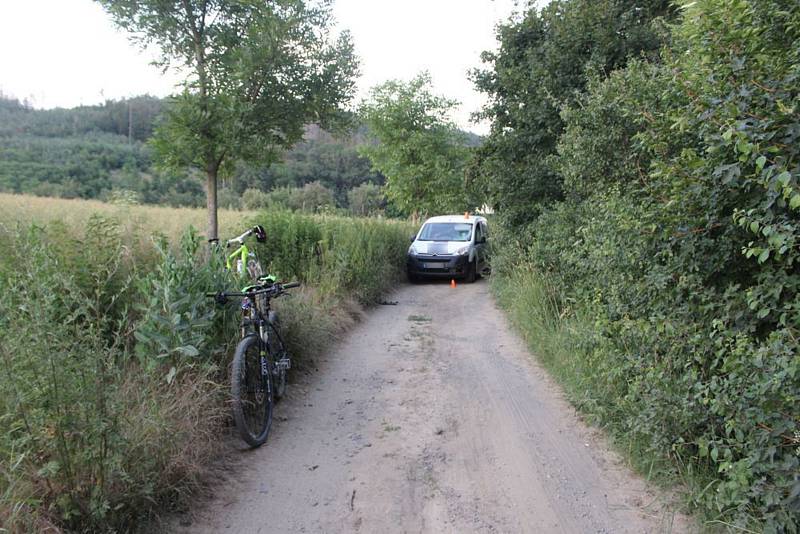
[225,225,267,248]
[206,281,301,300]
[226,228,254,248]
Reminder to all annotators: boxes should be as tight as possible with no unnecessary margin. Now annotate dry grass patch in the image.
[0,193,253,241]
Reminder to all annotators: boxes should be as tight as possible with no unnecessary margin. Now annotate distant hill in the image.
[0,94,163,141]
[0,94,481,209]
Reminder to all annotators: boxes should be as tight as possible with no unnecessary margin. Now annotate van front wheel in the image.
[464,259,477,283]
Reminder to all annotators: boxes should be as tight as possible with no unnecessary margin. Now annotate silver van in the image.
[406,214,489,283]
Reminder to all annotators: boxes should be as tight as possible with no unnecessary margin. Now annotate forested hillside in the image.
[475,0,799,531]
[0,94,386,211]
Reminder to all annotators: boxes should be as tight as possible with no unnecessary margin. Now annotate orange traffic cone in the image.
[450,278,457,288]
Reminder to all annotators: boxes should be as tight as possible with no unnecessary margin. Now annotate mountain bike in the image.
[209,226,300,447]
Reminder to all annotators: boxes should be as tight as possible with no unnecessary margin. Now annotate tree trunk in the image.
[206,165,218,242]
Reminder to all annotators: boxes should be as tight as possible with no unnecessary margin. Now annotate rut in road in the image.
[177,280,690,533]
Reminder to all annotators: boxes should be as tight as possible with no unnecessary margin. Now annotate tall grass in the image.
[492,262,611,417]
[0,196,413,532]
[492,262,704,527]
[247,210,414,364]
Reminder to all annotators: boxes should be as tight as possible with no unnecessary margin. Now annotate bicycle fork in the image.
[258,345,272,397]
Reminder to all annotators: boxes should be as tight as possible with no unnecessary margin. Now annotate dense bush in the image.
[236,137,383,206]
[0,208,412,532]
[485,0,800,530]
[255,181,337,213]
[241,187,270,210]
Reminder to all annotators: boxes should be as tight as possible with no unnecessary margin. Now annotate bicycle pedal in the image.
[276,357,291,371]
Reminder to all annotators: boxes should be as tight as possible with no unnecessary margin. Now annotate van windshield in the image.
[417,222,473,242]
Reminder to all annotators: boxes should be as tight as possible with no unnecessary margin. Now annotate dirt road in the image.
[179,280,689,533]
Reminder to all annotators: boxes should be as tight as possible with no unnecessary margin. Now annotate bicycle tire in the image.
[231,335,273,447]
[267,321,288,400]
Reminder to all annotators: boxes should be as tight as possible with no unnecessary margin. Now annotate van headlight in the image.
[456,246,470,256]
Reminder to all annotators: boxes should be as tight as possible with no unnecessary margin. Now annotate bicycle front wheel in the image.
[231,335,273,447]
[267,321,288,400]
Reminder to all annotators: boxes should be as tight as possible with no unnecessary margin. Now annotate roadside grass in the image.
[0,194,413,532]
[491,263,702,529]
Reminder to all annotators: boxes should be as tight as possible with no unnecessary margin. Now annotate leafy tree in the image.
[98,0,358,240]
[0,94,164,141]
[261,181,334,212]
[347,182,384,216]
[240,187,269,210]
[234,138,384,205]
[471,0,675,230]
[288,180,335,212]
[359,73,471,217]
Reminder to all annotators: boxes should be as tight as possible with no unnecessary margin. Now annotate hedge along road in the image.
[178,279,691,533]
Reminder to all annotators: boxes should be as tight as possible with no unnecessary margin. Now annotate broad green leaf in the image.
[174,345,200,357]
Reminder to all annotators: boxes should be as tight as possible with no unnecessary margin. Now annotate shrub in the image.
[493,0,800,530]
[250,210,413,304]
[262,182,336,213]
[288,181,335,213]
[240,187,269,210]
[0,217,227,531]
[131,227,236,370]
[347,182,384,216]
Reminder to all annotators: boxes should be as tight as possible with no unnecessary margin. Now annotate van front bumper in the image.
[407,254,469,278]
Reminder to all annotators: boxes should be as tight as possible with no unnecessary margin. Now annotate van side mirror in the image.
[410,234,416,242]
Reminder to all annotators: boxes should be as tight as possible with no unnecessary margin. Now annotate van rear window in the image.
[417,223,473,242]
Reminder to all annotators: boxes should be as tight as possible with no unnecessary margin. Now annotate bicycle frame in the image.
[240,291,289,370]
[223,226,268,280]
[226,242,250,273]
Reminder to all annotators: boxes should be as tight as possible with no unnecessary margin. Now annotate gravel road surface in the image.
[177,280,689,533]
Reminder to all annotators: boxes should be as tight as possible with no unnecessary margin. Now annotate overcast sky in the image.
[0,0,544,134]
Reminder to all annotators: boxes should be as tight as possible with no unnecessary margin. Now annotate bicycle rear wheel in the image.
[231,335,273,447]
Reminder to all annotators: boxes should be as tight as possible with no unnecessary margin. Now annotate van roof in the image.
[422,215,487,224]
